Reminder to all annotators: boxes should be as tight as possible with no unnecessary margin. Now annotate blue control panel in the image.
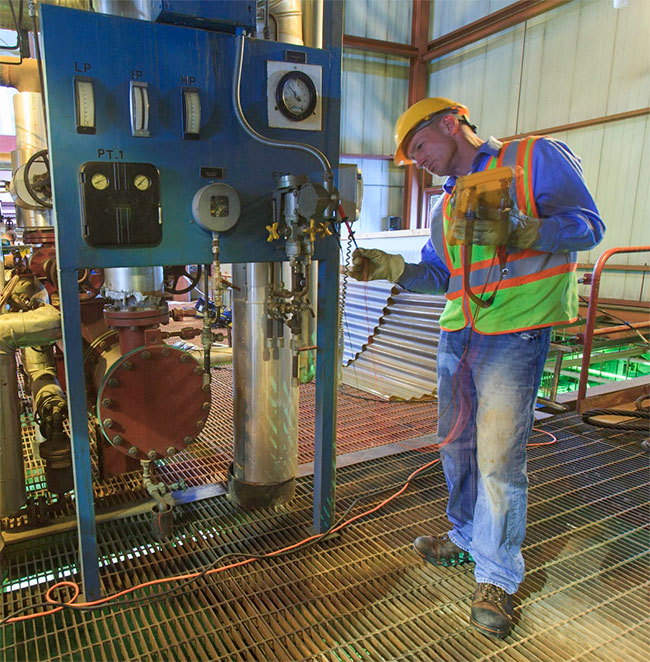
[39,4,341,270]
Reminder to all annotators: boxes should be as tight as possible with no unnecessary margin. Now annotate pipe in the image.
[233,32,331,174]
[270,0,303,45]
[302,0,322,49]
[173,341,233,366]
[0,59,40,93]
[0,303,62,353]
[0,0,91,31]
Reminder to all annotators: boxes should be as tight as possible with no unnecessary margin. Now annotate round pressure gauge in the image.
[91,172,109,191]
[134,174,150,191]
[276,70,317,122]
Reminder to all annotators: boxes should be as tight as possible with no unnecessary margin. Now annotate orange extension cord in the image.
[3,251,558,625]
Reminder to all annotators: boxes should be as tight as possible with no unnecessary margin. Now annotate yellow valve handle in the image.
[307,219,317,243]
[266,222,280,242]
[316,222,332,238]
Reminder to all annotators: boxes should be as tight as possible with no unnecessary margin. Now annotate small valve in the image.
[266,222,280,242]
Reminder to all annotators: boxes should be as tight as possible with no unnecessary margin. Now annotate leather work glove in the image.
[507,211,541,249]
[349,248,405,282]
[449,209,540,249]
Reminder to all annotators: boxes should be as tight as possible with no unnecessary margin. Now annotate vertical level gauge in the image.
[182,87,201,140]
[130,81,150,137]
[73,76,96,134]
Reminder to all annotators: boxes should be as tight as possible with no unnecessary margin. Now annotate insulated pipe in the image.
[0,59,40,93]
[102,266,164,305]
[0,295,61,515]
[0,0,91,31]
[302,0,323,48]
[13,91,46,151]
[269,0,303,44]
[230,262,298,509]
[0,303,62,353]
[92,0,152,20]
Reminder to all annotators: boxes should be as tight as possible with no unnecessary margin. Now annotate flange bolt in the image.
[128,447,139,457]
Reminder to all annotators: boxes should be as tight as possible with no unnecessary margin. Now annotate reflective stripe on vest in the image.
[438,137,578,334]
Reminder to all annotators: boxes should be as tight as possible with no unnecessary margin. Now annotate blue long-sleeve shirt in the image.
[398,136,605,294]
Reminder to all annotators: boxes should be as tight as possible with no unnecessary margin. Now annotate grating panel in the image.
[2,411,648,661]
[2,367,437,531]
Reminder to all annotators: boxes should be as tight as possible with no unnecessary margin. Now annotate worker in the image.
[349,98,604,638]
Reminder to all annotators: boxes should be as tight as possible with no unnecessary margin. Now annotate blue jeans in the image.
[436,326,551,594]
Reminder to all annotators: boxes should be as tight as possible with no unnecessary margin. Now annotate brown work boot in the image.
[470,583,514,639]
[413,533,474,567]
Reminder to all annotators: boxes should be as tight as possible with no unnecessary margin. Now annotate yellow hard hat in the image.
[394,97,470,166]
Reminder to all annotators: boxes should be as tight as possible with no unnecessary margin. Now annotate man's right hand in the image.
[349,248,405,282]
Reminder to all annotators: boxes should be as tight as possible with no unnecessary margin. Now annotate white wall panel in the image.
[427,26,523,137]
[430,0,514,40]
[344,0,412,44]
[341,49,410,156]
[425,0,649,300]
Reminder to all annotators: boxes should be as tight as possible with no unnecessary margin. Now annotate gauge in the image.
[134,174,150,191]
[91,172,109,190]
[275,70,317,122]
[74,76,96,134]
[182,87,201,139]
[130,81,150,138]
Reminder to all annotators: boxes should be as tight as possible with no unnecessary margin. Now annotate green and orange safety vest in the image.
[434,137,579,334]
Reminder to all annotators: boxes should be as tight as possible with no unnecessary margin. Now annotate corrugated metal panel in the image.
[345,0,412,44]
[341,278,394,365]
[430,0,514,39]
[342,287,446,401]
[427,0,650,301]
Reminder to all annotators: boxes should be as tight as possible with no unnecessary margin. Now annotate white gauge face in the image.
[182,88,201,138]
[276,71,317,122]
[282,78,312,115]
[74,78,96,134]
[130,82,150,137]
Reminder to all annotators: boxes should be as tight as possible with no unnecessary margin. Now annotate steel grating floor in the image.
[2,368,436,531]
[2,411,648,661]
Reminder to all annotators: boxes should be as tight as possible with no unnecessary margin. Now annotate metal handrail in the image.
[576,245,650,408]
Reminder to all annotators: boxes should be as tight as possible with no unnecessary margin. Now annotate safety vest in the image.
[434,137,578,334]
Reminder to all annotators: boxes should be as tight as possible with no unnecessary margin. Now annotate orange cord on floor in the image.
[4,252,559,626]
[4,425,557,626]
[3,455,444,625]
